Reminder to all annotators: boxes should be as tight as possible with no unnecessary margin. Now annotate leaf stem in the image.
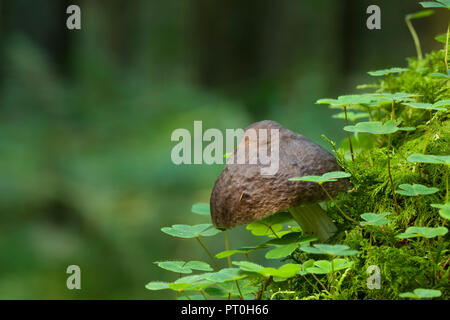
[195,237,220,271]
[390,100,395,120]
[224,231,232,268]
[256,276,272,300]
[386,134,400,216]
[319,184,359,224]
[330,257,336,300]
[405,17,423,60]
[445,17,449,71]
[344,106,354,161]
[200,290,208,300]
[181,291,191,300]
[311,273,330,295]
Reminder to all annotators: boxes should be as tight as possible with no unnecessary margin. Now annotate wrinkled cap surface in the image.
[210,120,350,229]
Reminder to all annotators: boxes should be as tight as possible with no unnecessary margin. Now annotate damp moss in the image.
[275,48,449,300]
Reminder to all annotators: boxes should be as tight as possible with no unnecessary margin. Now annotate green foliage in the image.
[360,213,391,226]
[289,171,351,184]
[300,244,359,256]
[407,153,450,164]
[146,8,450,300]
[191,203,211,215]
[306,259,354,274]
[431,202,450,219]
[161,224,222,238]
[368,68,409,76]
[420,1,450,9]
[399,288,442,299]
[154,261,213,273]
[396,226,448,239]
[344,120,415,135]
[395,184,439,196]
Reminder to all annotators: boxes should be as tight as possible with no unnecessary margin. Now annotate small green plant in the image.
[146,3,449,300]
[399,288,442,299]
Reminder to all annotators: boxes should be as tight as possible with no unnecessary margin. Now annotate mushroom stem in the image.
[288,203,338,242]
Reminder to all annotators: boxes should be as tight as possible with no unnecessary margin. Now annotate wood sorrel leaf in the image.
[360,212,391,226]
[191,203,210,215]
[395,184,439,196]
[145,281,170,291]
[154,260,213,273]
[403,101,448,111]
[407,153,450,164]
[306,258,354,274]
[332,111,369,122]
[161,223,222,238]
[215,245,265,259]
[431,202,450,220]
[344,120,415,135]
[300,244,359,256]
[289,171,351,184]
[420,1,450,9]
[368,67,408,76]
[399,288,442,299]
[373,92,420,102]
[430,70,450,79]
[246,211,293,236]
[396,226,448,239]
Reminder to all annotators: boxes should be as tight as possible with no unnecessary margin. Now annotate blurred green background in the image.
[0,0,447,299]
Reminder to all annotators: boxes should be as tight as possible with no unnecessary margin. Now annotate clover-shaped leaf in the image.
[395,184,439,196]
[396,226,448,239]
[360,212,391,226]
[203,268,246,283]
[403,101,449,111]
[215,245,265,259]
[161,224,222,238]
[431,202,450,220]
[344,120,415,135]
[191,203,210,215]
[368,67,408,76]
[300,244,359,256]
[306,259,354,274]
[420,1,450,9]
[171,274,213,291]
[154,261,213,274]
[232,261,264,273]
[317,94,382,107]
[297,259,316,276]
[430,69,450,79]
[178,295,206,300]
[217,280,259,298]
[332,112,369,122]
[246,211,293,236]
[145,281,170,291]
[407,153,450,164]
[233,261,302,280]
[399,288,442,299]
[265,243,299,259]
[289,171,351,184]
[373,92,420,102]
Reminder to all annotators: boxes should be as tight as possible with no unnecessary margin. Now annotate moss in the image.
[283,48,449,300]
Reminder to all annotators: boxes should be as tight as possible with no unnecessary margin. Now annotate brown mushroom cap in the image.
[210,120,349,229]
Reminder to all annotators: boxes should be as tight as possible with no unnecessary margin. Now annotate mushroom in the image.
[210,120,350,242]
